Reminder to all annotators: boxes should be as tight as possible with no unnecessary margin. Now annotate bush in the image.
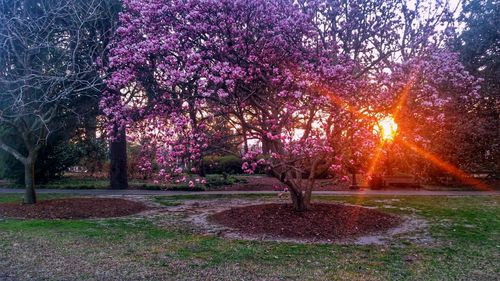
[368,175,384,189]
[203,155,243,174]
[0,129,80,184]
[75,138,108,177]
[204,174,247,188]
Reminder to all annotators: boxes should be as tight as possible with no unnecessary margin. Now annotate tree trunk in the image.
[243,129,249,153]
[289,188,311,212]
[350,172,359,189]
[262,139,270,155]
[23,160,36,204]
[198,159,206,177]
[110,127,128,189]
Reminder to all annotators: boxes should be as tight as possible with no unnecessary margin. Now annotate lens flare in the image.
[306,74,490,192]
[401,139,490,191]
[376,116,398,142]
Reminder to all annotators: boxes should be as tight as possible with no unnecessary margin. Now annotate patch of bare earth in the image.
[0,198,149,219]
[208,203,401,241]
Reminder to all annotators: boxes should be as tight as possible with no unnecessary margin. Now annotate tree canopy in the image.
[102,0,483,210]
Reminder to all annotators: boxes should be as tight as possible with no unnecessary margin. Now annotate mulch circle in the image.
[0,198,149,219]
[209,203,401,240]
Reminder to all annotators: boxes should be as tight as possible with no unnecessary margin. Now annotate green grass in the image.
[153,193,274,207]
[153,196,183,206]
[422,184,500,191]
[2,174,248,191]
[0,194,498,280]
[0,193,74,203]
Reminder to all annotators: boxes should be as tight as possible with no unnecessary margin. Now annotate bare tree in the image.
[0,0,118,203]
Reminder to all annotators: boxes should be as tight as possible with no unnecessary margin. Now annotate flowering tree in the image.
[104,0,355,210]
[386,49,483,181]
[306,0,486,183]
[104,0,482,210]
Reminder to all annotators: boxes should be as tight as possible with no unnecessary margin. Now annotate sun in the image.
[376,115,398,142]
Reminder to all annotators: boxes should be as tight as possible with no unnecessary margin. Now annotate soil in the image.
[209,203,401,240]
[0,198,149,219]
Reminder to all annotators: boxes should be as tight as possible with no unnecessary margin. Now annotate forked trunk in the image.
[24,161,36,204]
[289,189,311,212]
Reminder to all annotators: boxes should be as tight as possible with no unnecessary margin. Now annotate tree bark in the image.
[350,172,359,189]
[110,127,128,189]
[23,160,36,204]
[275,170,313,212]
[1,138,39,204]
[262,139,271,155]
[289,188,311,212]
[198,159,206,177]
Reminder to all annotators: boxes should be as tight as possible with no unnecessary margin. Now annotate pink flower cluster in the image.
[100,0,482,189]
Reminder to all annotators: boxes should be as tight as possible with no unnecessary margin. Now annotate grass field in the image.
[0,174,247,191]
[0,194,498,280]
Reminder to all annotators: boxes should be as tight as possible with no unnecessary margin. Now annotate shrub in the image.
[203,155,243,174]
[368,175,384,189]
[0,132,80,184]
[204,174,247,188]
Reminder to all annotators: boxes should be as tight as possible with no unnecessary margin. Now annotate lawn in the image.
[0,174,248,191]
[0,194,498,280]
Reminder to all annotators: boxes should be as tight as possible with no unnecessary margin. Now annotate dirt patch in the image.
[209,203,401,241]
[0,198,149,219]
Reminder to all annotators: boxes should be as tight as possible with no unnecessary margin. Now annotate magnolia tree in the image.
[103,0,482,210]
[305,0,484,182]
[386,49,482,180]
